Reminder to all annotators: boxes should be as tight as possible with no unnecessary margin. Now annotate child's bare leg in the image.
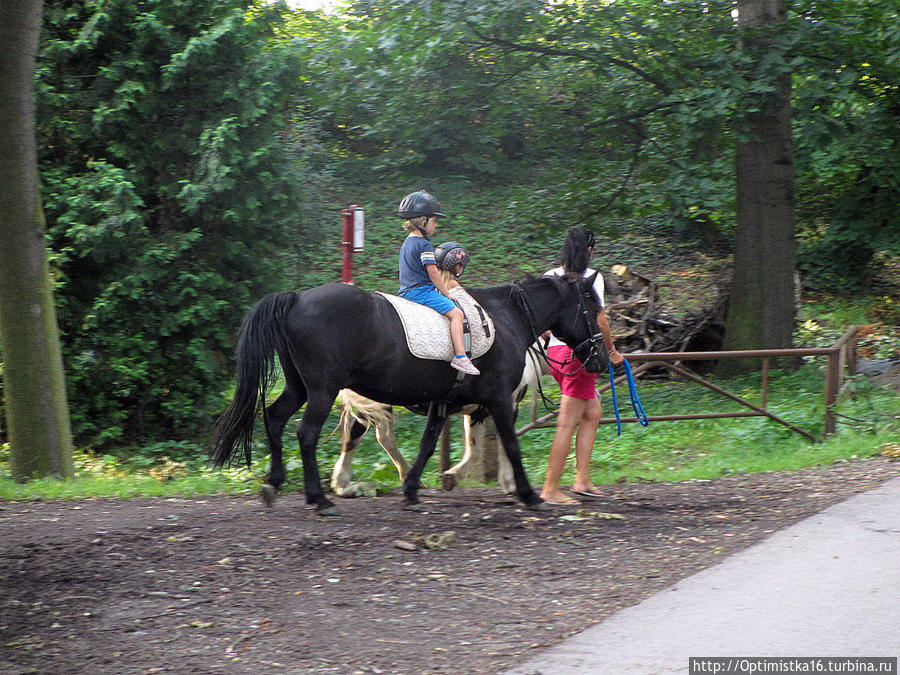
[445,307,479,375]
[446,307,466,356]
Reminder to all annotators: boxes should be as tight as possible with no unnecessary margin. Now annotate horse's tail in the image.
[519,343,551,422]
[210,291,298,467]
[338,389,396,430]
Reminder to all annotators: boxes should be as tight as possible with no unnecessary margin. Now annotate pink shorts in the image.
[547,345,598,400]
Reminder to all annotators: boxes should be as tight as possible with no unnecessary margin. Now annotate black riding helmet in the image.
[434,241,469,279]
[398,190,446,219]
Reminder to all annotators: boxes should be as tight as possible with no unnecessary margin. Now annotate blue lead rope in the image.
[608,358,649,435]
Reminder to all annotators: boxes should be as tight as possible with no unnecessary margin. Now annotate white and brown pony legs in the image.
[333,347,549,496]
[438,411,516,493]
[442,347,548,492]
[331,390,410,497]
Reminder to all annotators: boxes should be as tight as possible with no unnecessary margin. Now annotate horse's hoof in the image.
[441,472,457,491]
[527,500,553,512]
[260,484,277,507]
[500,482,517,495]
[334,481,377,498]
[317,504,340,517]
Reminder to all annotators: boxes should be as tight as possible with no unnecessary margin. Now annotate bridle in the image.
[512,279,605,376]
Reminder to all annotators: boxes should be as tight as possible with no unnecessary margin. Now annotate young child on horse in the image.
[433,240,469,295]
[397,191,480,376]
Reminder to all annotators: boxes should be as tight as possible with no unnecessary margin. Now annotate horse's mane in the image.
[466,273,568,301]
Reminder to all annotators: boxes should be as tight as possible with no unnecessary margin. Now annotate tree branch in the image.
[467,27,673,96]
[580,126,644,220]
[582,100,686,128]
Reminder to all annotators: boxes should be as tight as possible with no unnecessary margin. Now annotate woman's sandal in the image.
[569,488,605,500]
[543,497,580,506]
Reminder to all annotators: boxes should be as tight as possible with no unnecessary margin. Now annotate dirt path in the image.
[2,457,898,674]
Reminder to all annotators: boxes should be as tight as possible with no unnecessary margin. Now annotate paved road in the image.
[508,476,900,675]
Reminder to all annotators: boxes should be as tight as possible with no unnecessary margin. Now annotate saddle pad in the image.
[377,288,495,362]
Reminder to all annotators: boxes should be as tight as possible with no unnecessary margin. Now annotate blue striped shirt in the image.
[398,235,436,294]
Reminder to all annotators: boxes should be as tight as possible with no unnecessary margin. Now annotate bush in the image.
[36,0,304,445]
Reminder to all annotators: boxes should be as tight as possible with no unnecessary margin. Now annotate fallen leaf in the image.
[879,443,900,459]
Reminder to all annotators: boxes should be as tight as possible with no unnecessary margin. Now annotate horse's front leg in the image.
[331,411,367,497]
[374,416,412,480]
[402,402,448,507]
[496,446,516,494]
[442,413,478,490]
[488,399,545,510]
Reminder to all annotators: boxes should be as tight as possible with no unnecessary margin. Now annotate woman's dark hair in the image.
[559,227,596,274]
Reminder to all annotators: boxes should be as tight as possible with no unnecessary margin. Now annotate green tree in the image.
[792,0,900,290]
[298,0,741,224]
[720,0,797,370]
[292,0,550,176]
[36,0,303,445]
[0,0,74,479]
[299,0,897,340]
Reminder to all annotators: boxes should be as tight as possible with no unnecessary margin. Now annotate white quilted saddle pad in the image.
[377,287,495,361]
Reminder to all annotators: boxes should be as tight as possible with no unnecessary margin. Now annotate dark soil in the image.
[2,458,899,675]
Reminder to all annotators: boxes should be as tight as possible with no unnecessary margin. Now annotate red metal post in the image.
[341,207,354,284]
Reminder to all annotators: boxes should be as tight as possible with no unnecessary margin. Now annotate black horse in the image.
[210,274,607,514]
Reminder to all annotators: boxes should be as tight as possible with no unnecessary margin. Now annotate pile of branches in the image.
[603,265,727,359]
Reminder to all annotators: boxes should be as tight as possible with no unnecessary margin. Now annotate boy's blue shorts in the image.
[401,285,455,314]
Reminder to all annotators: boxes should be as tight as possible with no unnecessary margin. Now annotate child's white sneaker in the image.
[451,355,480,375]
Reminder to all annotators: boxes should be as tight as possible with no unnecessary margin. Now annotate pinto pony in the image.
[332,346,550,496]
[211,276,606,515]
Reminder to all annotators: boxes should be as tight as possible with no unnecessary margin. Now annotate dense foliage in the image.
[34,0,303,444]
[792,1,900,289]
[297,0,898,266]
[1,0,895,451]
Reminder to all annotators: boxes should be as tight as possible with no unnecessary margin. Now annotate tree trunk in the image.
[719,0,796,376]
[0,0,74,479]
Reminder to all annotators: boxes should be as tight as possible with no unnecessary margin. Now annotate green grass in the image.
[499,365,899,487]
[0,471,257,501]
[801,293,900,328]
[0,448,260,501]
[4,363,895,501]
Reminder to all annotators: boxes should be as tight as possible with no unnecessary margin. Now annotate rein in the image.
[526,343,562,412]
[607,358,649,435]
[512,279,604,377]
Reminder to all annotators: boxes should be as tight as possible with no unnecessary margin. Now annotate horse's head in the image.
[549,272,609,374]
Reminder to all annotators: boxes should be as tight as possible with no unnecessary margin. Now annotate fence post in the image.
[341,208,354,284]
[475,417,499,483]
[439,424,451,473]
[824,348,840,435]
[825,326,859,434]
[848,332,858,376]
